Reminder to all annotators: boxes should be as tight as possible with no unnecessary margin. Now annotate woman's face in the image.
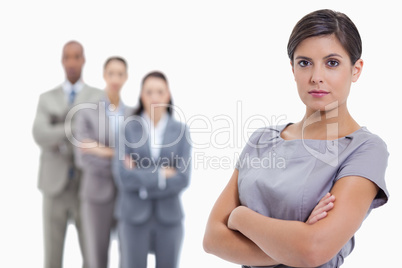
[141,77,171,115]
[292,34,363,114]
[103,60,127,93]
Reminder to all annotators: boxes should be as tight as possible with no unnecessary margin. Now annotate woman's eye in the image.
[327,60,339,67]
[298,60,310,67]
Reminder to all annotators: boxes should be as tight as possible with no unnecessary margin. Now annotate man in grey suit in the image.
[33,40,103,268]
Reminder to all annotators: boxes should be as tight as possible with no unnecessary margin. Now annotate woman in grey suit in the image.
[75,56,128,268]
[113,71,192,268]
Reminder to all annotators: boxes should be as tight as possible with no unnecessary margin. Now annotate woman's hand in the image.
[162,166,177,178]
[124,154,136,169]
[228,193,335,231]
[306,193,335,224]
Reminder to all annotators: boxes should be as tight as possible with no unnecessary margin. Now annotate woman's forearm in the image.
[203,169,280,266]
[228,176,377,267]
[204,217,280,266]
[229,206,316,267]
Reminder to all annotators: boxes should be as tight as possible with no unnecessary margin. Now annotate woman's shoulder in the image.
[247,124,288,142]
[247,124,289,146]
[122,105,136,118]
[168,116,189,130]
[347,127,388,151]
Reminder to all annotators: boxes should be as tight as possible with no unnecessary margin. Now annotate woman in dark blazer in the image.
[113,71,192,268]
[75,56,128,268]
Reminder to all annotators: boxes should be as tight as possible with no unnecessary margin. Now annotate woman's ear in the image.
[290,60,296,81]
[352,59,364,83]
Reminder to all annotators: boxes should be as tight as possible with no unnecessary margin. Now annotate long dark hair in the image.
[287,9,362,65]
[133,71,173,116]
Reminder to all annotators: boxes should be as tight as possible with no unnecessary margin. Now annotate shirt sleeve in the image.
[235,127,272,170]
[335,135,390,209]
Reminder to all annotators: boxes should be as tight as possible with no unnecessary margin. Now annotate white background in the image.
[1,0,401,267]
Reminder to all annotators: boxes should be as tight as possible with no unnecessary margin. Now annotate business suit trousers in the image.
[118,217,183,268]
[42,178,86,268]
[81,200,115,268]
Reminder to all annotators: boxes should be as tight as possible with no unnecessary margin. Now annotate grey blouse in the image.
[236,124,389,268]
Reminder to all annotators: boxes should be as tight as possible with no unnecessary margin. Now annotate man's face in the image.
[62,42,85,84]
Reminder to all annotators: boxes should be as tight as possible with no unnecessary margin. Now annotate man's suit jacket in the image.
[74,95,119,203]
[113,113,192,225]
[33,84,103,196]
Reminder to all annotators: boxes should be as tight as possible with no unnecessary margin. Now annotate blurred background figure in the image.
[32,40,103,268]
[74,56,128,268]
[113,71,192,268]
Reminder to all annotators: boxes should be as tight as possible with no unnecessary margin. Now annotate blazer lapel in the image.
[55,86,68,111]
[135,118,152,159]
[133,115,178,163]
[98,99,110,147]
[159,116,177,160]
[73,84,88,105]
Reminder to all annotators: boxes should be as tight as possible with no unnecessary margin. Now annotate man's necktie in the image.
[68,86,76,179]
[69,86,76,105]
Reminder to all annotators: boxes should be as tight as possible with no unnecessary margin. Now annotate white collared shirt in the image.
[139,112,169,197]
[141,112,169,161]
[105,98,125,134]
[62,79,84,101]
[57,80,84,153]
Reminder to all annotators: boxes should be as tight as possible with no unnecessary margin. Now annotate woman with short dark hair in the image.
[203,9,389,268]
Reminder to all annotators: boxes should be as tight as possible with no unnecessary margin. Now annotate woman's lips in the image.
[309,90,329,97]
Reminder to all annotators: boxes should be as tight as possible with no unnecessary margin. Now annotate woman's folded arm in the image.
[228,175,378,267]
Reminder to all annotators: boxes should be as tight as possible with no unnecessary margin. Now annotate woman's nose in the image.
[311,66,324,84]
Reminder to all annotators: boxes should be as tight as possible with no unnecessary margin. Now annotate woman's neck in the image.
[144,109,166,126]
[107,92,120,107]
[284,105,360,140]
[303,106,359,140]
